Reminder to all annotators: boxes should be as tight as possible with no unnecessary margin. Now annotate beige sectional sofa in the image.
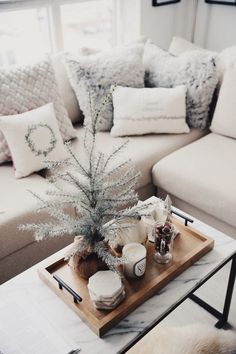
[1,39,236,284]
[0,120,205,283]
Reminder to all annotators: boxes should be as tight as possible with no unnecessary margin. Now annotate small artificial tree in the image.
[20,89,146,272]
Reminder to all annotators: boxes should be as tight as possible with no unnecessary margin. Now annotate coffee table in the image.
[0,207,235,354]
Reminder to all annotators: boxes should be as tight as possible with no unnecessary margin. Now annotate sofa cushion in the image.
[218,46,236,74]
[0,165,51,260]
[72,127,206,190]
[210,67,236,139]
[152,133,236,228]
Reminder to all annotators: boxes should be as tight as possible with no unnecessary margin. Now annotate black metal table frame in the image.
[119,211,236,354]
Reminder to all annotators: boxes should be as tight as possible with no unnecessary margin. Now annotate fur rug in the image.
[128,324,236,354]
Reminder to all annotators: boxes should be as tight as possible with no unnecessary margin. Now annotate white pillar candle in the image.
[122,243,147,278]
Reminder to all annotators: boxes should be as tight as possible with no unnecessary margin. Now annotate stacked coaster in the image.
[88,270,125,310]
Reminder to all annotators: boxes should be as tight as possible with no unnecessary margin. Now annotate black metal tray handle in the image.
[171,208,194,226]
[53,274,83,303]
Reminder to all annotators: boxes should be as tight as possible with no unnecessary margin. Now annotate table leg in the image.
[189,254,236,328]
[215,254,236,328]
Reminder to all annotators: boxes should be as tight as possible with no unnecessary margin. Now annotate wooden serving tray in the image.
[38,218,214,337]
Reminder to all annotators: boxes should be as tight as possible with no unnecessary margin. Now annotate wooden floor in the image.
[160,262,236,332]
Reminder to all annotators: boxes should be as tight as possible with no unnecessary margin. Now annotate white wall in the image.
[140,0,197,49]
[194,0,236,51]
[118,0,236,51]
[117,0,197,49]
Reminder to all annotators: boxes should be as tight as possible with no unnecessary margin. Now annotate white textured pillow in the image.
[144,42,218,129]
[218,46,236,82]
[169,37,203,56]
[0,59,76,164]
[51,48,100,124]
[210,68,236,139]
[111,85,189,137]
[66,45,145,131]
[0,103,68,178]
[51,53,82,124]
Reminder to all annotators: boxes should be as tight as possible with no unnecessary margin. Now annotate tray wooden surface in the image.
[38,217,214,337]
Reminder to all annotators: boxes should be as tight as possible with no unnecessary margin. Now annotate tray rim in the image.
[38,217,214,336]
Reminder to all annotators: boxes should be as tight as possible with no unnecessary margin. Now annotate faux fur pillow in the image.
[128,324,236,354]
[66,45,145,131]
[144,42,218,129]
[0,59,76,164]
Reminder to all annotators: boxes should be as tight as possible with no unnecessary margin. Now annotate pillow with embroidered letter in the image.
[111,85,189,137]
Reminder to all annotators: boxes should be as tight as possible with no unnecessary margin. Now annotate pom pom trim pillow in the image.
[0,103,68,178]
[66,44,145,132]
[0,59,76,164]
[144,41,218,129]
[111,85,189,137]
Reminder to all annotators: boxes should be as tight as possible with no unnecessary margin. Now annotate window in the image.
[61,1,114,52]
[0,0,115,66]
[0,6,51,66]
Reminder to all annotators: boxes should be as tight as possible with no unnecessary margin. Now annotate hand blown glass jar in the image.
[152,221,174,264]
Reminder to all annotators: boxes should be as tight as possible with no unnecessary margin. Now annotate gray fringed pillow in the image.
[66,45,145,131]
[144,42,218,129]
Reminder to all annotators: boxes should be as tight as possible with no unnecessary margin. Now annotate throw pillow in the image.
[210,67,236,139]
[218,46,236,83]
[51,48,101,124]
[127,324,236,354]
[66,44,145,131]
[0,103,68,178]
[51,53,82,124]
[144,41,218,129]
[0,59,76,164]
[111,85,189,137]
[169,36,203,56]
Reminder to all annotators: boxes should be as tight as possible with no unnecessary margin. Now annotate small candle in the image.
[122,243,147,278]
